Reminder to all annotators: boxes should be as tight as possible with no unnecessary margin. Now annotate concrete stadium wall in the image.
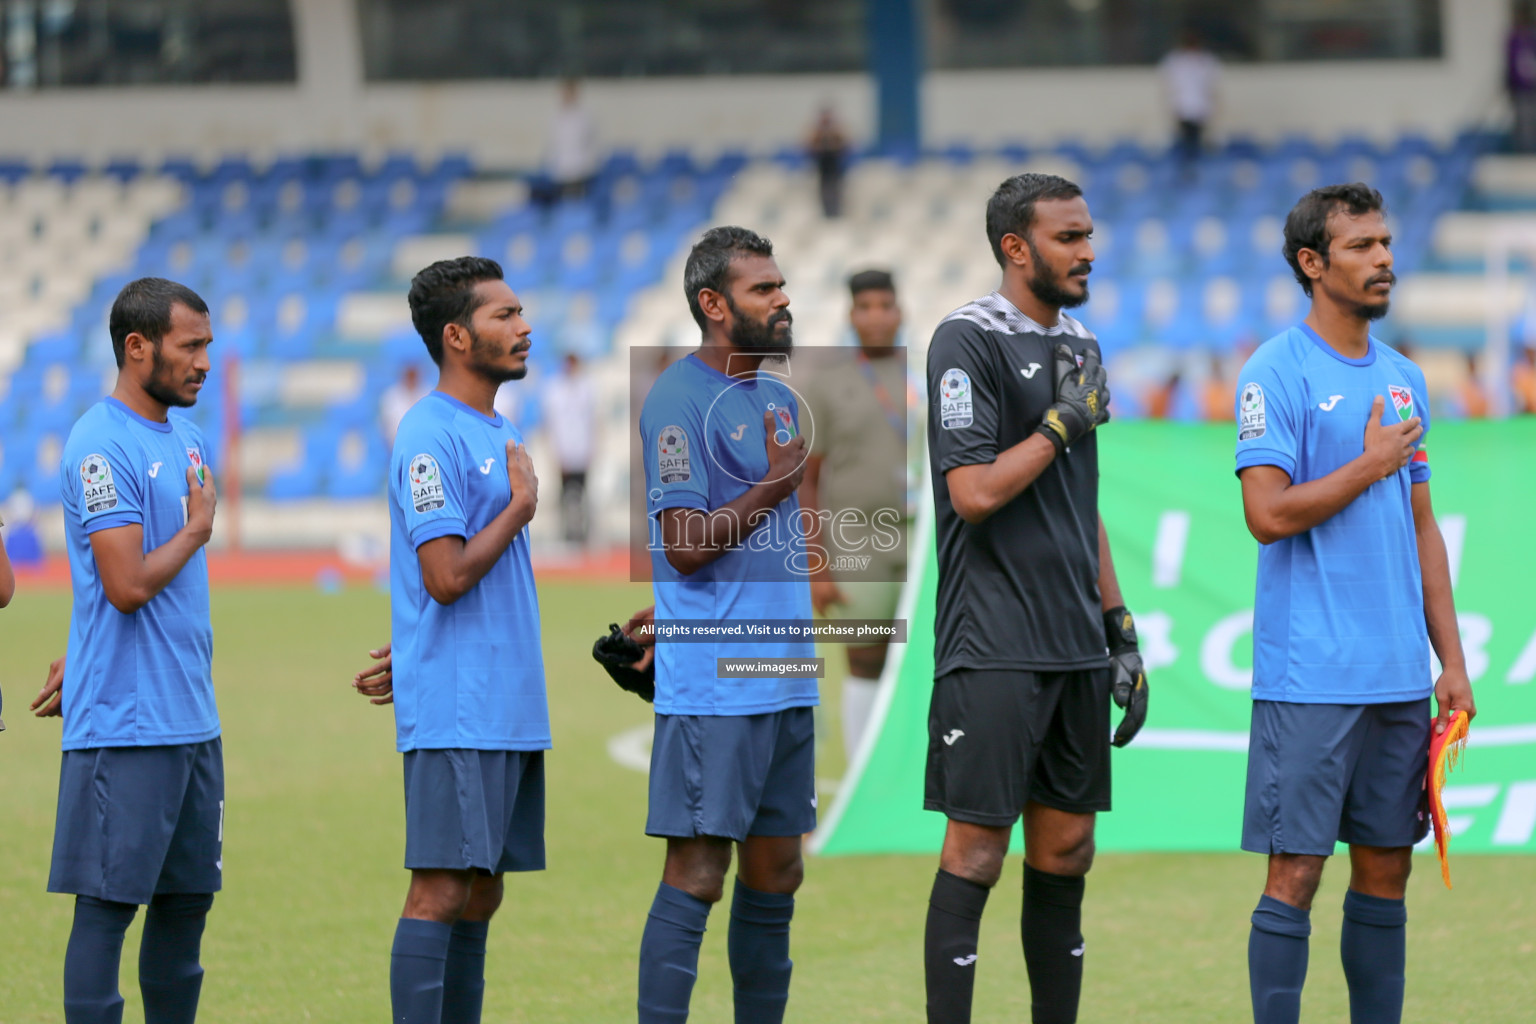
[0,0,1509,166]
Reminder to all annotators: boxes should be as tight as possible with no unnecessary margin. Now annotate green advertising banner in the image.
[814,419,1536,856]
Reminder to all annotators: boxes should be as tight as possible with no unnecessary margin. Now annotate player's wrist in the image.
[1034,412,1070,456]
[1103,605,1138,652]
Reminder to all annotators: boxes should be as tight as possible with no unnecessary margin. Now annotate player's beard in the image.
[1351,270,1395,322]
[726,294,793,353]
[143,344,201,408]
[1026,236,1090,311]
[468,324,528,382]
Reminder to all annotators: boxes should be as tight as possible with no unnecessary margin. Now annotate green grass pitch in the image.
[1,581,1531,1021]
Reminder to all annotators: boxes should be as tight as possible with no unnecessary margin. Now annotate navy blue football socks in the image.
[727,879,795,1024]
[1021,864,1087,1024]
[63,895,137,1024]
[638,882,711,1024]
[1249,894,1311,1024]
[138,892,213,1024]
[1340,889,1407,1024]
[441,919,490,1024]
[391,917,452,1024]
[924,868,990,1024]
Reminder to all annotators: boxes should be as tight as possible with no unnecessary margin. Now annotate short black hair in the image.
[985,173,1084,268]
[408,256,504,365]
[109,277,208,369]
[1283,183,1386,296]
[847,268,896,297]
[683,226,774,330]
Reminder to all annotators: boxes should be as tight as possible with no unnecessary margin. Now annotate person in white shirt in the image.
[379,363,430,446]
[547,78,597,200]
[1160,27,1220,174]
[542,352,597,544]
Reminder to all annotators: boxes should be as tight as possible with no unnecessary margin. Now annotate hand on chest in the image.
[145,440,205,527]
[706,390,790,482]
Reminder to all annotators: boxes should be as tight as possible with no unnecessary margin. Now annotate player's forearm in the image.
[1246,457,1378,543]
[109,529,207,613]
[427,499,532,605]
[1417,518,1467,673]
[948,434,1057,524]
[662,482,788,576]
[1096,517,1125,611]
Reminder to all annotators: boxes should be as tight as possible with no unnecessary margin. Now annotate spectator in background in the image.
[1146,371,1182,419]
[547,77,598,200]
[1160,27,1220,175]
[1513,344,1536,413]
[379,363,430,447]
[1455,352,1490,418]
[797,269,915,762]
[1201,354,1237,421]
[1508,3,1536,153]
[807,106,849,218]
[542,352,597,545]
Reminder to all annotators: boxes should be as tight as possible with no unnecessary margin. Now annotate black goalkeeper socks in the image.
[1021,863,1086,1024]
[924,869,990,1024]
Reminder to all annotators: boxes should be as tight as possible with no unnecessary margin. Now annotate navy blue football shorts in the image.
[49,738,224,904]
[1242,698,1432,856]
[646,707,817,842]
[402,748,546,873]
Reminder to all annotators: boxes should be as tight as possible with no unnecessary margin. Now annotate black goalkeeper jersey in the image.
[925,291,1109,677]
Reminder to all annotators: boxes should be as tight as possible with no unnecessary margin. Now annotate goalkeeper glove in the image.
[1104,605,1147,747]
[592,623,655,703]
[1036,344,1111,455]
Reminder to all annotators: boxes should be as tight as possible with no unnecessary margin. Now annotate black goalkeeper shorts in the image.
[924,667,1112,826]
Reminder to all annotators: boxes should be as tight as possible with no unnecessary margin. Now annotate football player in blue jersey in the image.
[39,277,221,1024]
[1234,184,1476,1024]
[625,226,816,1024]
[350,256,545,1024]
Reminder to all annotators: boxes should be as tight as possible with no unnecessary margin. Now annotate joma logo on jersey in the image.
[1389,385,1414,421]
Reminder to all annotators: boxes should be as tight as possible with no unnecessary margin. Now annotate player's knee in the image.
[463,875,505,921]
[1054,834,1097,877]
[768,856,805,895]
[404,870,474,922]
[941,845,1005,887]
[682,875,728,904]
[1350,848,1412,898]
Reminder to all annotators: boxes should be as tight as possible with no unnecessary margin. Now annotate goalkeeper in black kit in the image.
[921,173,1148,1024]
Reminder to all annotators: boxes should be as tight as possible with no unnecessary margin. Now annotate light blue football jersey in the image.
[59,398,218,749]
[388,391,549,752]
[639,354,818,716]
[1234,325,1433,704]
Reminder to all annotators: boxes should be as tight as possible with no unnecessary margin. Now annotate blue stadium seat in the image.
[47,158,89,184]
[0,160,30,185]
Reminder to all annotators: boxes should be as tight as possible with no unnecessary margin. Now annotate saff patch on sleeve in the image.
[1238,382,1266,440]
[657,425,691,483]
[80,454,119,513]
[939,368,973,429]
[409,453,446,512]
